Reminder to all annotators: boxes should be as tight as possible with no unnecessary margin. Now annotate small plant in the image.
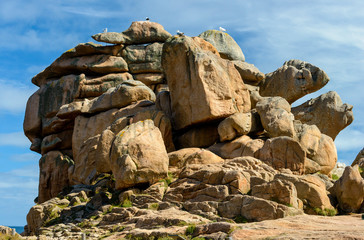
[185,224,196,235]
[332,174,339,180]
[77,220,94,228]
[110,225,125,233]
[234,215,248,223]
[122,199,133,208]
[314,207,337,216]
[149,203,159,210]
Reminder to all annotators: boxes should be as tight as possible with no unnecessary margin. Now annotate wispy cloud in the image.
[10,152,40,162]
[0,80,37,114]
[0,132,30,147]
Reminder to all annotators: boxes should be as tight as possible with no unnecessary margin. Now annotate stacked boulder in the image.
[23,21,358,238]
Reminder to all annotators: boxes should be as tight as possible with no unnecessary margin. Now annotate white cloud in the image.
[0,80,37,114]
[335,128,364,152]
[0,132,30,147]
[10,152,40,162]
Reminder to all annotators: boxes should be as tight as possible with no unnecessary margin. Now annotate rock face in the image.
[260,59,329,104]
[198,30,245,61]
[292,91,354,140]
[110,120,169,189]
[162,35,250,130]
[23,21,357,239]
[330,166,364,213]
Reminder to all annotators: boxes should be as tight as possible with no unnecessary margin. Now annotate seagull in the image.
[146,17,150,21]
[103,28,108,33]
[219,27,226,32]
[177,30,184,36]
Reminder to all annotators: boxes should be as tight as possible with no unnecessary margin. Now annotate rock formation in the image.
[22,21,358,239]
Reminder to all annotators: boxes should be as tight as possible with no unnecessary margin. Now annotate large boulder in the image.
[92,21,172,45]
[209,135,264,159]
[24,89,42,143]
[38,151,74,203]
[232,60,265,85]
[121,42,163,74]
[198,30,245,61]
[352,147,364,168]
[292,91,354,140]
[330,165,364,213]
[217,112,262,142]
[32,55,128,87]
[251,179,302,209]
[260,60,329,104]
[258,136,306,175]
[162,36,250,130]
[275,174,334,214]
[110,120,169,189]
[256,97,296,138]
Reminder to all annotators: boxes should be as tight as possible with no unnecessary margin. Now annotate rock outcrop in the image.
[22,21,357,239]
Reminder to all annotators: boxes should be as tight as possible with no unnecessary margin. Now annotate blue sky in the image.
[1,0,363,226]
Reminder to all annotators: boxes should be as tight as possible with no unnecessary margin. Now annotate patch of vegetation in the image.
[159,172,175,188]
[44,210,61,227]
[122,199,133,208]
[332,174,339,180]
[77,220,94,228]
[0,233,22,240]
[110,225,125,233]
[234,215,249,223]
[149,203,159,210]
[314,207,337,216]
[185,224,196,235]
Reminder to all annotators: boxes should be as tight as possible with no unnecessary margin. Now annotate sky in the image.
[0,0,363,226]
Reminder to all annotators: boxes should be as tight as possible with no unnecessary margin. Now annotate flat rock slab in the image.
[231,214,364,240]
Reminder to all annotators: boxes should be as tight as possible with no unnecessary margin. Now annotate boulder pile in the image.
[22,21,360,239]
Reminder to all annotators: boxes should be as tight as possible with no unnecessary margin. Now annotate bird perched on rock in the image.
[219,27,226,32]
[146,17,150,21]
[103,28,108,33]
[177,30,184,36]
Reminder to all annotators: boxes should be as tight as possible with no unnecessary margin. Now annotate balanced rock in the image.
[232,60,265,85]
[292,91,354,140]
[198,30,245,61]
[162,35,250,130]
[260,59,329,103]
[110,120,169,189]
[256,97,295,138]
[330,165,364,213]
[92,21,172,45]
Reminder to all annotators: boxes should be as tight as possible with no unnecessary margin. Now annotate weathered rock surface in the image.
[256,96,295,138]
[260,59,330,103]
[38,151,73,203]
[110,120,169,189]
[258,136,306,175]
[92,21,171,44]
[352,147,364,168]
[198,30,245,61]
[162,35,250,130]
[292,91,354,140]
[330,165,364,213]
[232,60,265,85]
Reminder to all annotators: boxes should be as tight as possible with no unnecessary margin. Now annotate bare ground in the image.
[231,214,364,240]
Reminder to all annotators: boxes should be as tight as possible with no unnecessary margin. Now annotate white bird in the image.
[146,17,150,21]
[103,28,108,33]
[219,27,226,32]
[177,30,184,36]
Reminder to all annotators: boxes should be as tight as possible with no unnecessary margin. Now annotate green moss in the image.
[149,203,159,210]
[332,174,339,180]
[122,199,133,208]
[234,215,249,223]
[314,207,337,216]
[185,224,196,235]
